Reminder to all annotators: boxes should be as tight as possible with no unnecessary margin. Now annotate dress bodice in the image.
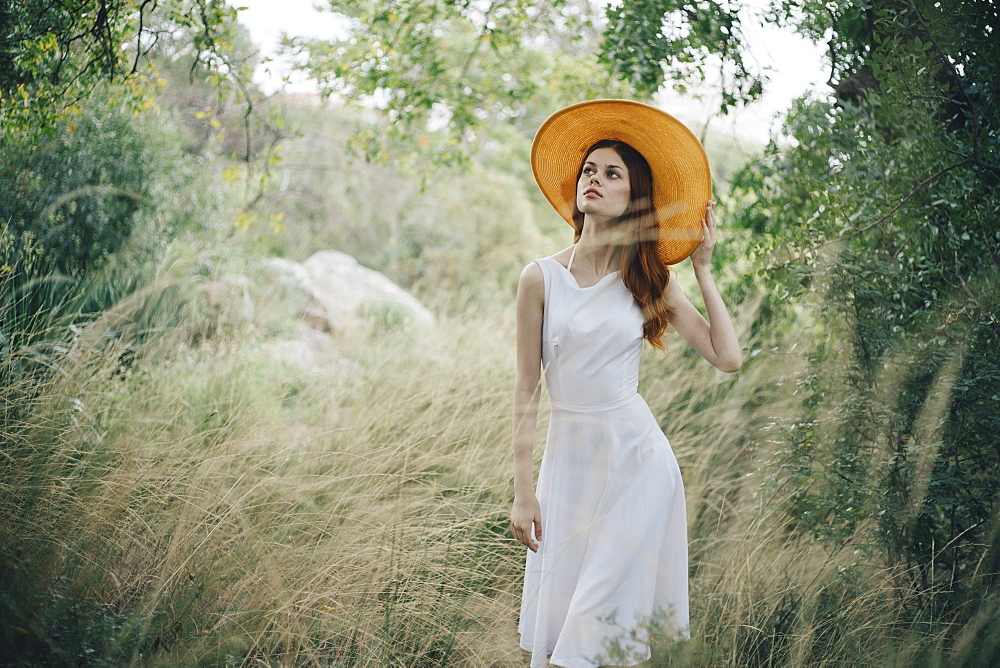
[535,255,645,408]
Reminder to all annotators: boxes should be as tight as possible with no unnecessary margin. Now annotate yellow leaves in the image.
[233,211,253,232]
[224,162,284,235]
[222,165,245,185]
[232,210,286,235]
[39,34,58,52]
[266,145,283,167]
[195,109,225,140]
[268,212,286,235]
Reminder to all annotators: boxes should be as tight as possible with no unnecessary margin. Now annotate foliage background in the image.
[0,0,996,665]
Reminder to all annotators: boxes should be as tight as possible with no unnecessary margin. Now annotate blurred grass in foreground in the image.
[1,267,996,666]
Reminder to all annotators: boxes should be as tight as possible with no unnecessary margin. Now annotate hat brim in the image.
[531,99,712,265]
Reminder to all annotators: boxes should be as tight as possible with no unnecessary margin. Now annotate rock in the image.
[256,250,433,370]
[259,322,345,371]
[261,257,339,331]
[262,256,311,292]
[263,250,434,332]
[303,250,434,329]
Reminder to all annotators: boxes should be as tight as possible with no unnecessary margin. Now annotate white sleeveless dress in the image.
[518,252,689,667]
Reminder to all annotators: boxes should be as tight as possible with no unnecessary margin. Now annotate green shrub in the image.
[0,100,156,276]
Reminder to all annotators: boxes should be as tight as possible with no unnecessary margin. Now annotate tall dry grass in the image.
[1,272,990,666]
[1,284,524,665]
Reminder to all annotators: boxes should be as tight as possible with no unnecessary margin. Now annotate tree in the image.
[732,0,999,618]
[0,0,262,389]
[290,0,774,163]
[0,0,279,275]
[0,0,242,138]
[600,0,764,108]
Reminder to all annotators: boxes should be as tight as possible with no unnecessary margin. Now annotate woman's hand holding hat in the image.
[690,200,717,270]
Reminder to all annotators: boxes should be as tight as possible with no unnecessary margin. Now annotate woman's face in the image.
[576,147,631,221]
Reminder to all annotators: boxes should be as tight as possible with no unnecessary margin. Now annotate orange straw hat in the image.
[531,99,712,265]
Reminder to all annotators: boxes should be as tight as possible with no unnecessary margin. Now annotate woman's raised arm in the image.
[665,202,742,373]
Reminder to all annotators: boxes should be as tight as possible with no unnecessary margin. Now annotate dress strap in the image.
[567,243,579,272]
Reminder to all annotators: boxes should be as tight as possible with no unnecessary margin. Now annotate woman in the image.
[511,100,742,667]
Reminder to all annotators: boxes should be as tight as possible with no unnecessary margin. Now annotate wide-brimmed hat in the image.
[530,99,712,265]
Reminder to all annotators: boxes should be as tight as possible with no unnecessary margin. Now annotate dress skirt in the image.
[518,393,689,667]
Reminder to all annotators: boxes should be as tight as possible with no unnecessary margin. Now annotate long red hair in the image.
[572,139,672,349]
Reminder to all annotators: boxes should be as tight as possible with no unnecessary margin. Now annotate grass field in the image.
[0,265,992,666]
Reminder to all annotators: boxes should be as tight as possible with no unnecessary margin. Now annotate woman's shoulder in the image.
[518,260,543,288]
[522,246,574,274]
[548,246,574,270]
[519,246,570,294]
[516,261,545,308]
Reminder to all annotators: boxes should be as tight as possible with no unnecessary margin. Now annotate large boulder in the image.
[262,256,339,332]
[303,250,433,329]
[256,251,432,372]
[263,250,433,332]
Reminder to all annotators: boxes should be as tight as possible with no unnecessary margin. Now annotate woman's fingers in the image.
[514,524,538,552]
[511,520,540,552]
[525,534,538,552]
[690,201,718,268]
[702,201,717,249]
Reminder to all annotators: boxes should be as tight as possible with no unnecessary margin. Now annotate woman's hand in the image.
[689,200,717,270]
[511,494,543,553]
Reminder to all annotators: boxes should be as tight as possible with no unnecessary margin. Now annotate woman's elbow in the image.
[716,354,742,373]
[513,375,541,402]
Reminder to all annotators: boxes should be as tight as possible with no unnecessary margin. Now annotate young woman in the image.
[511,100,742,666]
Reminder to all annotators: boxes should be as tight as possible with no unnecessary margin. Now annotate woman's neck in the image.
[575,215,625,277]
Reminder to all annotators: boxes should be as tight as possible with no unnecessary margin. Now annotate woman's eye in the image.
[582,167,594,176]
[608,171,620,179]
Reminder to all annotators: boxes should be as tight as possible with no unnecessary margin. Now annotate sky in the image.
[232,0,828,143]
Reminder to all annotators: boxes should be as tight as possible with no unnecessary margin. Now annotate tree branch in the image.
[842,158,972,240]
[764,158,973,271]
[132,0,158,75]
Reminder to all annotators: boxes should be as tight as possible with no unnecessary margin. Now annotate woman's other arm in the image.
[510,262,545,552]
[664,202,743,373]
